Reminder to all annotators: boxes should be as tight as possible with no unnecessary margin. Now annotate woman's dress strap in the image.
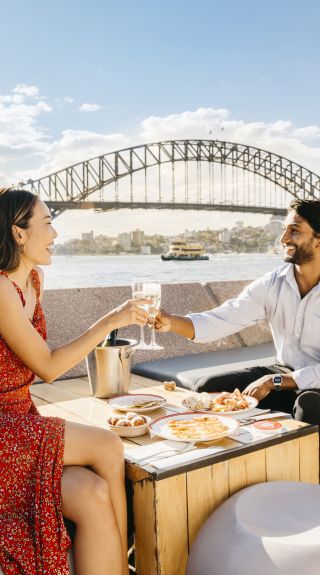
[0,270,26,305]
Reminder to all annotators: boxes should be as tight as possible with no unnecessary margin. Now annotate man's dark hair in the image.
[0,187,38,271]
[289,198,320,235]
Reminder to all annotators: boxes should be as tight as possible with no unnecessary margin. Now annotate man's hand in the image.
[153,309,172,332]
[243,375,274,401]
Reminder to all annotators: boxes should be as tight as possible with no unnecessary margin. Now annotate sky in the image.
[1,0,320,242]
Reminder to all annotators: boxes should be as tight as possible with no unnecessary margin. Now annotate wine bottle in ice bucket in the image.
[101,329,118,347]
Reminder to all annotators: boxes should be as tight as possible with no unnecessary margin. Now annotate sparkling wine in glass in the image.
[132,278,150,350]
[143,281,163,350]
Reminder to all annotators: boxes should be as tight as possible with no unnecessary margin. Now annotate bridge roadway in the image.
[47,200,287,217]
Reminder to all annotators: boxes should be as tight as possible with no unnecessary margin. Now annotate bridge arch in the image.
[22,140,320,218]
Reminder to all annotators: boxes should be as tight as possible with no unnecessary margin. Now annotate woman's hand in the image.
[107,299,150,329]
[153,309,173,332]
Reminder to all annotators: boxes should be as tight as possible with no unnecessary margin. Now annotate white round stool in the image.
[187,481,320,575]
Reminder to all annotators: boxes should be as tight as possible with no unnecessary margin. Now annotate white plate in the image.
[182,393,258,415]
[108,393,166,413]
[106,415,152,437]
[150,412,239,442]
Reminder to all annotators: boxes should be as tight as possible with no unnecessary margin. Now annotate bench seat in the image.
[132,342,276,390]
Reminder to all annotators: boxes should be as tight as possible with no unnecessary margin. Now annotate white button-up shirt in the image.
[187,263,320,390]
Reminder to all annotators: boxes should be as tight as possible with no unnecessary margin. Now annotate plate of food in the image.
[108,393,166,413]
[150,412,238,442]
[106,413,152,437]
[182,388,258,415]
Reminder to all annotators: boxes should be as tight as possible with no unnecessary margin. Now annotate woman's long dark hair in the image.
[0,187,38,271]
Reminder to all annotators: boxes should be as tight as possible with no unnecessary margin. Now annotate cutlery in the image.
[134,443,195,464]
[127,399,164,409]
[238,411,286,425]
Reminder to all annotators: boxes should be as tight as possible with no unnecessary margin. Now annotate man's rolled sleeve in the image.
[185,313,218,342]
[292,365,320,390]
[185,277,268,343]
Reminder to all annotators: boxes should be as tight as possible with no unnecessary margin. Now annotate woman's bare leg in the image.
[64,421,128,574]
[62,466,123,575]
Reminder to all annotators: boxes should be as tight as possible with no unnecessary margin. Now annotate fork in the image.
[134,443,195,464]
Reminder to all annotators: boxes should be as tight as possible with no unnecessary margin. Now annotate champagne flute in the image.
[143,280,163,350]
[132,278,150,350]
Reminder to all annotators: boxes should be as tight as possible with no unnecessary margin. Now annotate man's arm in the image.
[154,312,195,339]
[244,373,298,401]
[155,275,268,342]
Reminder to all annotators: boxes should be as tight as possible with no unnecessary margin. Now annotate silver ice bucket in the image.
[86,339,137,398]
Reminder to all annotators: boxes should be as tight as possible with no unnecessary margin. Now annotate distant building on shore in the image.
[264,215,284,235]
[82,231,94,241]
[117,232,131,251]
[131,229,145,246]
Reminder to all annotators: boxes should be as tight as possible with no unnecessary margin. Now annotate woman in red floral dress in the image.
[0,188,149,575]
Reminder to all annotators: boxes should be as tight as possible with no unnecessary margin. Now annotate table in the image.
[31,376,320,575]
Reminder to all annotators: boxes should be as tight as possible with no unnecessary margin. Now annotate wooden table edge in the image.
[126,423,319,481]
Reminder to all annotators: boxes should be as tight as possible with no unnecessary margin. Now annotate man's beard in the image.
[283,240,315,265]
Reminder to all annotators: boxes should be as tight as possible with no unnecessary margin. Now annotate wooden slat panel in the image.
[38,402,89,424]
[133,479,158,575]
[52,378,91,396]
[299,433,319,484]
[229,449,267,496]
[243,449,267,486]
[32,396,50,406]
[187,461,229,547]
[155,475,188,575]
[131,374,163,388]
[228,454,248,496]
[266,438,300,481]
[31,383,82,403]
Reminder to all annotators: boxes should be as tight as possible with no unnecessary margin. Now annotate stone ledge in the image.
[42,281,272,379]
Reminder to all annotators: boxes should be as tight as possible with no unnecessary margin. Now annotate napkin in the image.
[230,421,288,444]
[126,439,224,469]
[150,445,225,469]
[126,440,187,462]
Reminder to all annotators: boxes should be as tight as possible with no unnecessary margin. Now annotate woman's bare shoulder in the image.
[0,275,20,304]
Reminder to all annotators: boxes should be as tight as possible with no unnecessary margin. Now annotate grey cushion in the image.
[187,481,320,575]
[132,342,276,390]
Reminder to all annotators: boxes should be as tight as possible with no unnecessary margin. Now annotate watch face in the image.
[273,375,282,384]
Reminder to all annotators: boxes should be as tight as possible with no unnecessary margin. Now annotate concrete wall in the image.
[43,280,272,379]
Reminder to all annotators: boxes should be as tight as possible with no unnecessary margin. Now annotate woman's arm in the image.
[0,278,149,383]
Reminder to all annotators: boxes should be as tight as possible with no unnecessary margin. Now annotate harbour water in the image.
[44,252,284,289]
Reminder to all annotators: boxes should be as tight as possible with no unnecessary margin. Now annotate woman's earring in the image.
[20,244,25,253]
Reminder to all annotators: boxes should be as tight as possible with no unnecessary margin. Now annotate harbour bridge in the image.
[21,140,320,218]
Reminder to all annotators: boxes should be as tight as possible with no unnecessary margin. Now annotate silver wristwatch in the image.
[272,374,283,392]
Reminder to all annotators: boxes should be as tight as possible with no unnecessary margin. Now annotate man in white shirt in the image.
[155,198,320,422]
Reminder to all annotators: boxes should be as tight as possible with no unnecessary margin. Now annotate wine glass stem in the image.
[140,325,145,346]
[150,324,156,346]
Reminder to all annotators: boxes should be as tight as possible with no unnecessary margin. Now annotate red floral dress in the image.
[0,270,71,574]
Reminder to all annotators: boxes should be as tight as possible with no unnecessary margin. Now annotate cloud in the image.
[79,103,102,112]
[18,129,129,180]
[13,84,40,98]
[1,84,320,199]
[0,94,25,104]
[138,107,320,174]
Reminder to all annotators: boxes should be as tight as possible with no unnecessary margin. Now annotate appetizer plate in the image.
[106,414,152,437]
[182,393,258,415]
[108,393,166,413]
[150,412,239,443]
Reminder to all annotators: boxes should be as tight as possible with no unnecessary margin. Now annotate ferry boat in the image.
[161,239,209,261]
